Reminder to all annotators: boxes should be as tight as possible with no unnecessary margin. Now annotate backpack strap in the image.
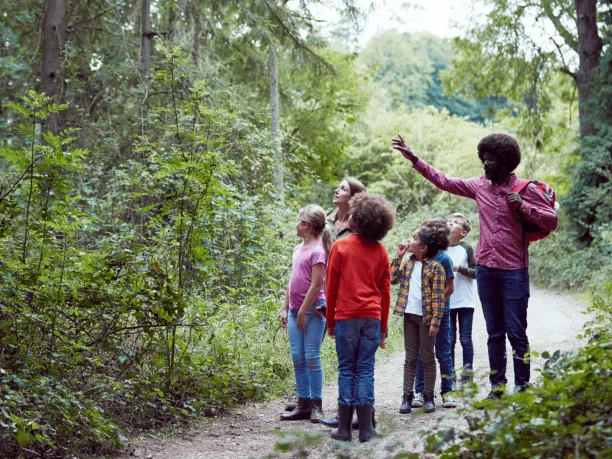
[511,179,532,269]
[511,179,534,195]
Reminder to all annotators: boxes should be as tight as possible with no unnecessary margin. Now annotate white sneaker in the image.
[412,392,424,408]
[442,395,457,408]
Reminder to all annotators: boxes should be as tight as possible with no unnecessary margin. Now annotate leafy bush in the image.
[0,51,300,457]
[529,222,612,291]
[423,283,612,458]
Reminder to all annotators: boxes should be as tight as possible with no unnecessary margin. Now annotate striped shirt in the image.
[414,159,558,269]
[391,256,446,327]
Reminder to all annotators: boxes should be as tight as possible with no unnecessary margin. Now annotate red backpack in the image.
[511,179,559,242]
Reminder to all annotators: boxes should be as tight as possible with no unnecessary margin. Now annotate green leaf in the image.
[16,429,31,446]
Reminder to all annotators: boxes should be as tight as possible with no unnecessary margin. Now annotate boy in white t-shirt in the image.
[446,213,477,383]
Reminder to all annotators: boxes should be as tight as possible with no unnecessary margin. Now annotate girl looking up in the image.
[280,205,333,423]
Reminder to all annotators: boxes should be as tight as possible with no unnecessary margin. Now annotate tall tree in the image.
[140,0,153,73]
[573,0,604,137]
[41,0,67,132]
[268,45,284,200]
[444,0,604,139]
[442,0,607,242]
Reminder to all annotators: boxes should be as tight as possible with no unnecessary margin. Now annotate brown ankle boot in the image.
[280,397,311,421]
[310,398,324,423]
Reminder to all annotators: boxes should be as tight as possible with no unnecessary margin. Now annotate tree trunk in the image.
[191,15,200,67]
[140,0,152,73]
[41,0,67,133]
[268,46,284,202]
[574,0,603,137]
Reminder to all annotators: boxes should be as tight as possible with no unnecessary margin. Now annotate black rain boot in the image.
[399,393,413,414]
[280,397,311,421]
[320,414,339,428]
[284,387,298,411]
[284,402,296,412]
[356,404,381,443]
[423,391,436,413]
[330,404,353,442]
[310,398,324,423]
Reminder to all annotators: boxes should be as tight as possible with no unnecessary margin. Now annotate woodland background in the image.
[0,0,610,456]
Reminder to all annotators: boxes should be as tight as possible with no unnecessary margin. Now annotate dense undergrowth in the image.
[0,51,301,457]
[422,283,612,458]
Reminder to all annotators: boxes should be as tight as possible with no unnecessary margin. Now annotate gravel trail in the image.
[123,288,588,459]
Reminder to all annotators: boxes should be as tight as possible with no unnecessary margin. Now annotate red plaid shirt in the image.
[414,159,558,270]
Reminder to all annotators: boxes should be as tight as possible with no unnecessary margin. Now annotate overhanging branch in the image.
[541,0,579,52]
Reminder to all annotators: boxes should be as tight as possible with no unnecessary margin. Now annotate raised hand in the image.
[392,134,418,163]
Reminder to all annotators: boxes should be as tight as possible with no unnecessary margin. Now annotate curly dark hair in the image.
[418,218,450,258]
[349,192,395,242]
[477,133,522,172]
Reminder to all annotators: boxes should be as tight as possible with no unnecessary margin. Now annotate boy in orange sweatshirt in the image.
[326,192,395,443]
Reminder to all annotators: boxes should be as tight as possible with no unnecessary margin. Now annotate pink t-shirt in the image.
[289,241,327,310]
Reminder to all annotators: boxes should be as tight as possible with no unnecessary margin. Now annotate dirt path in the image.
[123,288,588,459]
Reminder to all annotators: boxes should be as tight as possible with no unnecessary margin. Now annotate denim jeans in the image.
[477,265,530,388]
[335,318,381,406]
[288,300,326,399]
[450,308,474,374]
[415,313,454,395]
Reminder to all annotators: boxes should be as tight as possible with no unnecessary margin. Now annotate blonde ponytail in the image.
[299,204,331,258]
[321,225,333,260]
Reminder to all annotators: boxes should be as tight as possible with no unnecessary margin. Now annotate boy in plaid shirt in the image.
[391,219,448,414]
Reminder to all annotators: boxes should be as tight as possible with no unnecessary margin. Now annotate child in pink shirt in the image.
[280,205,333,422]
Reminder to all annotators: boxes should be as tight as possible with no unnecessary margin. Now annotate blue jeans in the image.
[477,265,530,388]
[335,318,381,406]
[450,308,474,374]
[288,300,326,399]
[415,313,454,395]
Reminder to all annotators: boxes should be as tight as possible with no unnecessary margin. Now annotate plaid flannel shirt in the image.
[391,256,446,327]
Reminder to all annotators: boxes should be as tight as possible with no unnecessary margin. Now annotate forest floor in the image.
[120,288,588,459]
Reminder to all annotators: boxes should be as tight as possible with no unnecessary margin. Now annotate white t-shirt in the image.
[406,260,423,316]
[445,243,476,309]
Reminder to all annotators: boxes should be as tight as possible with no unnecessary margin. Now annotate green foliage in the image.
[421,283,612,458]
[529,222,612,291]
[0,52,300,455]
[564,31,612,242]
[358,31,502,122]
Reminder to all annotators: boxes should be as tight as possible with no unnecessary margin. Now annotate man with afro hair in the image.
[392,133,558,400]
[326,192,395,442]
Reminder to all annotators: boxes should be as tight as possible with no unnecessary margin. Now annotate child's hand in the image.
[397,242,409,258]
[328,327,335,338]
[428,324,439,337]
[280,309,288,329]
[379,336,386,349]
[453,265,460,272]
[297,310,307,331]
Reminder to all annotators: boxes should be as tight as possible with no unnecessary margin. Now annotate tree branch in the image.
[541,0,579,52]
[262,0,332,71]
[559,66,577,79]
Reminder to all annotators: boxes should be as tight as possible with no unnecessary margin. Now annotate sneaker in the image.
[412,393,424,408]
[442,394,457,408]
[513,383,531,394]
